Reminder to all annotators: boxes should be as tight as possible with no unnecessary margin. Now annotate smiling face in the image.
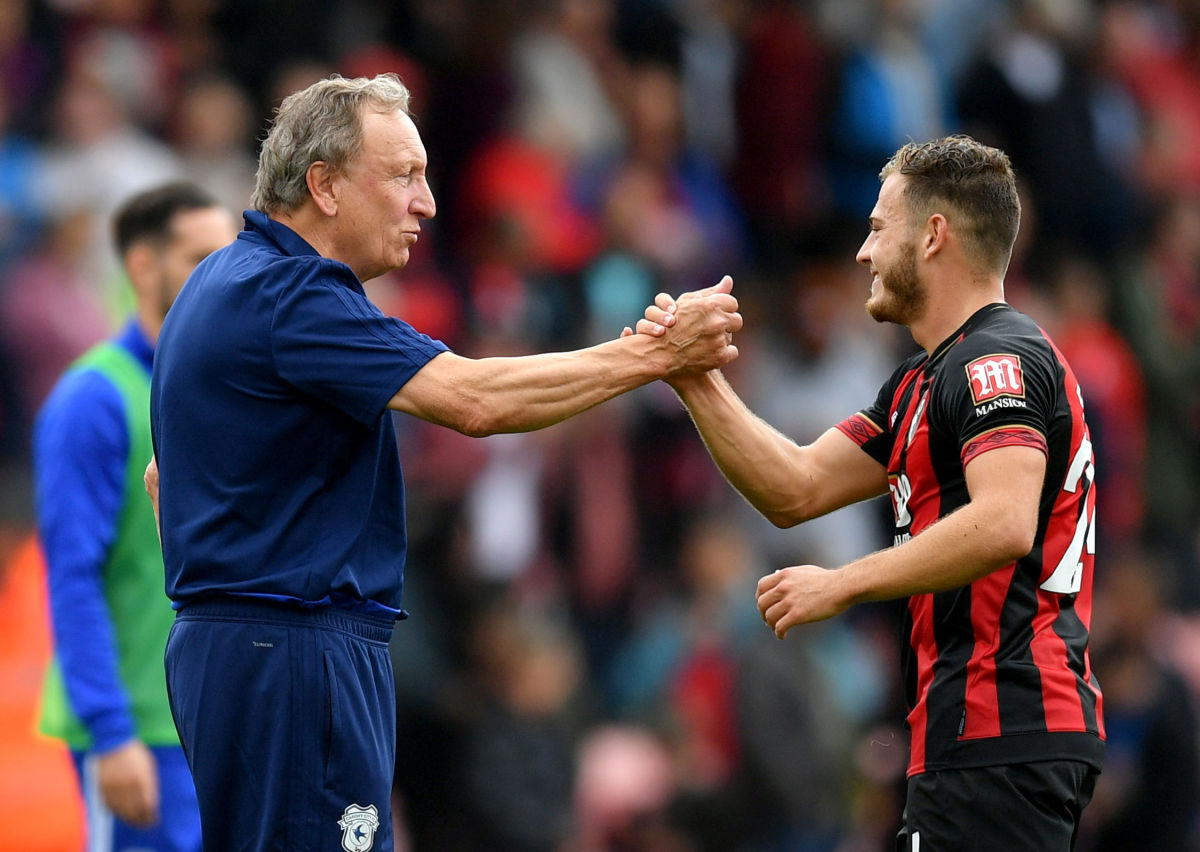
[331,108,436,281]
[857,173,927,327]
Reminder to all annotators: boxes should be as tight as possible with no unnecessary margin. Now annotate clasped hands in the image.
[621,274,741,376]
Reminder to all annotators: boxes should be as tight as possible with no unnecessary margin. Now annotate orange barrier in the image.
[0,532,85,851]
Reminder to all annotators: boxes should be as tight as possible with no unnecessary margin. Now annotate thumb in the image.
[698,275,733,296]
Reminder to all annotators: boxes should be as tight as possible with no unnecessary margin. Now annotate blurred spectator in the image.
[1034,250,1147,548]
[51,0,179,134]
[1083,1,1147,201]
[455,134,600,315]
[1111,194,1200,604]
[456,599,588,852]
[548,405,643,673]
[0,209,112,426]
[576,58,746,293]
[463,431,548,585]
[1081,547,1200,850]
[918,0,1008,85]
[826,0,956,216]
[208,0,334,108]
[510,0,627,161]
[160,0,230,81]
[604,514,762,848]
[0,82,45,275]
[735,613,894,851]
[172,71,256,213]
[0,0,58,135]
[571,724,688,852]
[733,0,832,270]
[35,63,183,302]
[673,0,742,169]
[1101,0,1200,196]
[956,0,1139,262]
[606,514,761,722]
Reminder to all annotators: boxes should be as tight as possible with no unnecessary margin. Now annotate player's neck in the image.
[910,282,1005,353]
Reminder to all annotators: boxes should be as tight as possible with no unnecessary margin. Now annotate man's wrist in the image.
[831,559,866,610]
[669,366,724,398]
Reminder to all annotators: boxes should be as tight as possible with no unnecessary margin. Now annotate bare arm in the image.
[757,444,1046,637]
[669,369,889,526]
[389,278,741,436]
[632,292,887,524]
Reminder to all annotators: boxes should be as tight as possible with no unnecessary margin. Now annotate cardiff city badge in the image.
[338,803,380,852]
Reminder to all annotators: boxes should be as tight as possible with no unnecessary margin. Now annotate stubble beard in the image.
[158,270,179,322]
[866,241,926,327]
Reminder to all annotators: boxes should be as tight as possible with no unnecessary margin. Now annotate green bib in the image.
[39,341,179,749]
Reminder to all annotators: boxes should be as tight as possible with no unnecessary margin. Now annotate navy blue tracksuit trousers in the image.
[165,598,396,852]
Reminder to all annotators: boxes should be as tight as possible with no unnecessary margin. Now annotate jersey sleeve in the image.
[835,361,905,468]
[270,260,449,426]
[936,334,1052,467]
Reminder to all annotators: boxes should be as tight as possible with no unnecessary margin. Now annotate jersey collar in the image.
[928,302,1011,365]
[239,209,321,258]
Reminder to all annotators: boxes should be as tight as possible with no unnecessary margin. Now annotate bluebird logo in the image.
[338,803,380,852]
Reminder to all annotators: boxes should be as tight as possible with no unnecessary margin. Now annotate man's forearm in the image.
[673,370,813,524]
[838,501,1026,607]
[450,336,676,435]
[393,285,740,435]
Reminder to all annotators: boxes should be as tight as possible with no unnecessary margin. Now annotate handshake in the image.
[621,274,742,379]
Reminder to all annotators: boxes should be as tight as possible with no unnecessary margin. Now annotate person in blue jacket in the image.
[35,181,236,851]
[147,72,741,852]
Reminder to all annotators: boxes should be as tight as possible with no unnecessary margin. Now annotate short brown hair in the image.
[880,135,1021,275]
[250,73,412,214]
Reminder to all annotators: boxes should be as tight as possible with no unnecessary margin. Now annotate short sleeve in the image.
[270,261,449,425]
[937,336,1052,467]
[835,363,905,468]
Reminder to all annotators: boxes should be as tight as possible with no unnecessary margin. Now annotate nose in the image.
[413,178,436,220]
[855,235,872,266]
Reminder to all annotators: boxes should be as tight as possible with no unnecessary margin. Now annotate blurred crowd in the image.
[2,0,1200,849]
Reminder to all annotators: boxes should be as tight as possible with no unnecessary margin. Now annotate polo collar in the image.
[239,209,321,258]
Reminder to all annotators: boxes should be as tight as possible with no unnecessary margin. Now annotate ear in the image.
[306,161,338,217]
[923,213,949,260]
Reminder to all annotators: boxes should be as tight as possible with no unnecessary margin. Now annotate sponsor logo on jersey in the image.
[965,354,1025,405]
[889,472,913,529]
[974,397,1028,417]
[338,803,380,852]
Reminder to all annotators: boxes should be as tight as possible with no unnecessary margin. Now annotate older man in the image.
[149,73,740,851]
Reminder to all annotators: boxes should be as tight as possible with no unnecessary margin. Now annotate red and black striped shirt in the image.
[837,303,1105,777]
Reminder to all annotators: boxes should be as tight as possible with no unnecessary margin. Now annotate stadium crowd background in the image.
[1,0,1199,849]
